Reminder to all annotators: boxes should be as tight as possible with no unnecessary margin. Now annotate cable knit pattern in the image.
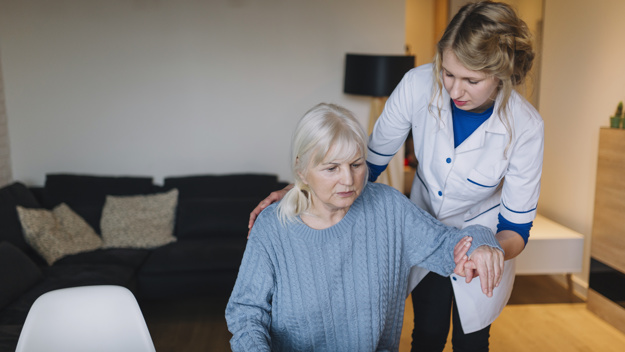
[226,183,500,352]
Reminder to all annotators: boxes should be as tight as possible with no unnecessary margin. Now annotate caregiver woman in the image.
[366,2,543,351]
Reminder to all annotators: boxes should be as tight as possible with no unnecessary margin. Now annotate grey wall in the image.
[0,0,406,185]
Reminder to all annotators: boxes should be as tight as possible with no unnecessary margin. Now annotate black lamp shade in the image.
[343,54,415,97]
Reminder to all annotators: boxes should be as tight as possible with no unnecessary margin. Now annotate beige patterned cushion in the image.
[16,203,103,265]
[101,189,178,249]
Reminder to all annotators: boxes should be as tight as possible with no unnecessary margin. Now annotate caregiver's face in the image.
[442,49,500,114]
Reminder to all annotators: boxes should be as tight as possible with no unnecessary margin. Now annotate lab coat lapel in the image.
[455,96,508,154]
[430,90,456,159]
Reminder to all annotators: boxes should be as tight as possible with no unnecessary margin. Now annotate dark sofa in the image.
[0,173,286,351]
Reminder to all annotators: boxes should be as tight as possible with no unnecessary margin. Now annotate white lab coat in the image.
[367,63,544,333]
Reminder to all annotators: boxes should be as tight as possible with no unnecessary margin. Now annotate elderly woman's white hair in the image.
[277,103,369,225]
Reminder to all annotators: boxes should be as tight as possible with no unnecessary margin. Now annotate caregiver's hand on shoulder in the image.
[463,246,504,298]
[247,184,294,238]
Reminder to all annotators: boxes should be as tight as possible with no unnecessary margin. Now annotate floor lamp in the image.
[343,53,415,192]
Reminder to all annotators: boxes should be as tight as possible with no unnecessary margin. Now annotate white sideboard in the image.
[515,214,584,275]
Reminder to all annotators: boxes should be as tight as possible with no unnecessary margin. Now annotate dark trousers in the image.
[410,272,491,352]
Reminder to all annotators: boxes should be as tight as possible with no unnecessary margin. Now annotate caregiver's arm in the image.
[498,119,544,260]
[496,230,525,261]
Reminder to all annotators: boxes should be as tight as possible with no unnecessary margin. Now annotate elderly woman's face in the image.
[301,150,367,216]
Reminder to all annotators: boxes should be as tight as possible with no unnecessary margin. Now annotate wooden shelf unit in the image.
[587,127,625,334]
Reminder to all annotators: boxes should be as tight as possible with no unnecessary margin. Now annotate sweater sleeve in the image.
[394,190,501,276]
[225,224,275,352]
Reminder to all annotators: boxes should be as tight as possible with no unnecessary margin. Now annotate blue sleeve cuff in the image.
[497,213,532,245]
[367,161,387,182]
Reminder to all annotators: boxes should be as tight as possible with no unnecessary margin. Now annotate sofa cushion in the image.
[0,183,42,260]
[42,174,155,234]
[137,268,241,299]
[0,324,21,352]
[16,204,103,265]
[139,238,247,274]
[101,189,178,249]
[175,198,258,239]
[0,242,43,311]
[54,248,150,269]
[137,238,247,298]
[163,174,279,199]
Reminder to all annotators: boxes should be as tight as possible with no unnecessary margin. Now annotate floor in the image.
[140,275,625,351]
[141,295,231,352]
[398,277,625,351]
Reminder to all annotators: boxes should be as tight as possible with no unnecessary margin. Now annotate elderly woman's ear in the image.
[295,157,308,185]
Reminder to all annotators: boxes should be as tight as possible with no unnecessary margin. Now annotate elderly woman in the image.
[225,103,504,352]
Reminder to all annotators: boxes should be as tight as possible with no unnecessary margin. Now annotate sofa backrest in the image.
[162,174,287,239]
[5,173,286,244]
[162,174,282,199]
[41,174,155,234]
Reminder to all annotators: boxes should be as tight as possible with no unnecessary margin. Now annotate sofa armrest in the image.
[0,182,43,261]
[0,242,43,311]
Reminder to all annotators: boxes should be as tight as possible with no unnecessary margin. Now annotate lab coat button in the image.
[446,158,452,164]
[438,191,443,196]
[452,276,457,281]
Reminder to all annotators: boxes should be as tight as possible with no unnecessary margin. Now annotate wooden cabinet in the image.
[587,128,625,334]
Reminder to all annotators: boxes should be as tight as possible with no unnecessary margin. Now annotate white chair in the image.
[15,285,156,352]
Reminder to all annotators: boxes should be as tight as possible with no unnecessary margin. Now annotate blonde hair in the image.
[277,103,368,225]
[431,1,534,154]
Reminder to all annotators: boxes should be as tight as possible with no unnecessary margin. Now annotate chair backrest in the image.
[15,285,156,352]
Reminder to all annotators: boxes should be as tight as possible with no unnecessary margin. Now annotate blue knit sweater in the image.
[225,183,501,352]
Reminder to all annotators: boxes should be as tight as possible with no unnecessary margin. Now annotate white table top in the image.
[515,214,585,275]
[530,214,585,240]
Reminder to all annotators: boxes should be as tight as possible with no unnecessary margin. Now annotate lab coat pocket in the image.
[466,168,501,189]
[453,164,505,201]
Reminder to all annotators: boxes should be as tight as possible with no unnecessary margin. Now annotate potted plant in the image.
[610,101,623,128]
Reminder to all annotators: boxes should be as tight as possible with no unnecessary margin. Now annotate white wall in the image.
[538,0,625,289]
[405,0,436,66]
[0,0,406,186]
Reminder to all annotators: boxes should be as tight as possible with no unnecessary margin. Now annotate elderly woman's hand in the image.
[453,236,472,276]
[462,245,504,297]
